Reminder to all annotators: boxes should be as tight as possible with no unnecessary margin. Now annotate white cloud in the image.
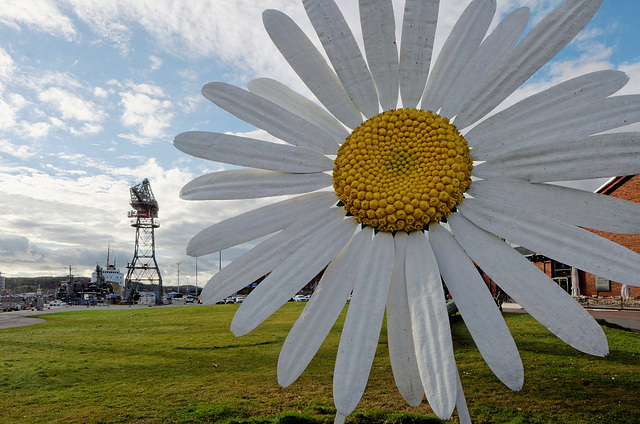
[39,86,107,123]
[0,67,111,139]
[119,83,174,140]
[177,68,199,81]
[127,82,167,98]
[0,139,37,160]
[0,47,17,85]
[544,44,614,82]
[65,0,305,84]
[70,122,103,135]
[93,86,109,99]
[178,94,201,114]
[150,55,163,71]
[495,1,561,24]
[0,0,76,40]
[0,98,18,129]
[18,121,50,138]
[617,62,640,94]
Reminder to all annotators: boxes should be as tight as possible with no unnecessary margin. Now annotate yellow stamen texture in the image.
[333,108,472,232]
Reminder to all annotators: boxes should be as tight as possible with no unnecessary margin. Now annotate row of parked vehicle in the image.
[214,294,311,304]
[215,296,246,304]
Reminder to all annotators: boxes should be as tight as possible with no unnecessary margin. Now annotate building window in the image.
[552,261,571,293]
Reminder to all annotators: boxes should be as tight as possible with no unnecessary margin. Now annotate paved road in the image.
[503,303,640,332]
[0,303,185,330]
[587,309,640,332]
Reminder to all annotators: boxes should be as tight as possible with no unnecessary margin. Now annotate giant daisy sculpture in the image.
[175,0,640,422]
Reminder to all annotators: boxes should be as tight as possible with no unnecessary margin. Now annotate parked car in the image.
[293,295,309,302]
[185,296,195,303]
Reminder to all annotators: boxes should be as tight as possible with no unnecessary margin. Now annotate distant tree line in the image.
[6,276,91,294]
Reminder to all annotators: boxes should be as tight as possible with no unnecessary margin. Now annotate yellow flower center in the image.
[333,108,473,232]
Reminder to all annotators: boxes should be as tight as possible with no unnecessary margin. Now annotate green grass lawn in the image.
[1,304,639,424]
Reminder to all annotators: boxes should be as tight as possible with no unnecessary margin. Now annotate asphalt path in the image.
[503,303,640,332]
[0,303,185,330]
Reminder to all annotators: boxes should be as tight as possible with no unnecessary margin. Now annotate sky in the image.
[1,0,639,287]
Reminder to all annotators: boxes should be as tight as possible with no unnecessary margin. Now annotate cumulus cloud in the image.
[93,86,109,99]
[39,86,107,123]
[119,83,174,141]
[0,98,19,129]
[0,139,37,160]
[0,62,109,139]
[18,121,50,138]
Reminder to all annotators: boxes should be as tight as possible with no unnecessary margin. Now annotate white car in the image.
[293,295,309,302]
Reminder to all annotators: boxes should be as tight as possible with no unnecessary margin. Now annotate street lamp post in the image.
[176,262,181,295]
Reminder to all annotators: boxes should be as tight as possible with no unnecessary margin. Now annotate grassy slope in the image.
[1,305,639,424]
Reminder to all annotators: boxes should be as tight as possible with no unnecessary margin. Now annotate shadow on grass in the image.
[451,313,640,365]
[175,341,280,350]
[172,403,445,424]
[595,318,638,333]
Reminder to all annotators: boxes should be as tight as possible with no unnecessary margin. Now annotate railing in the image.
[575,296,640,311]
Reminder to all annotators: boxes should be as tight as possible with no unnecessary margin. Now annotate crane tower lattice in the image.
[125,178,163,304]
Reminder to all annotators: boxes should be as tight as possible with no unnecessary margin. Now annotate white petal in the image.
[248,78,349,145]
[303,0,379,118]
[429,223,523,391]
[180,169,332,200]
[468,179,640,234]
[231,211,357,336]
[466,70,628,149]
[174,131,334,174]
[448,213,608,357]
[455,0,603,129]
[359,0,398,110]
[202,82,338,155]
[187,191,337,257]
[471,94,640,160]
[458,198,640,287]
[386,232,424,407]
[455,370,472,424]
[333,232,395,416]
[198,205,337,304]
[405,231,456,420]
[441,7,530,119]
[399,0,439,108]
[474,132,640,183]
[421,0,496,113]
[278,227,373,388]
[263,9,363,129]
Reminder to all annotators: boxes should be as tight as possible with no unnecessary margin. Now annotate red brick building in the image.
[478,176,640,301]
[580,175,640,298]
[478,247,574,298]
